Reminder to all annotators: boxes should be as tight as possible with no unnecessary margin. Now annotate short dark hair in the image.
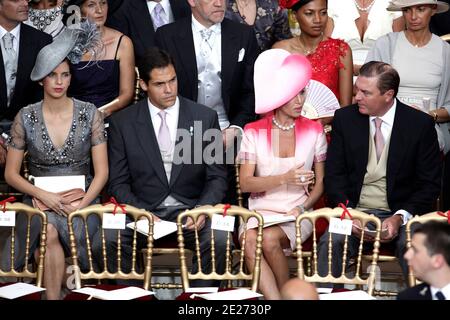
[291,0,328,12]
[138,47,175,83]
[359,61,400,97]
[414,221,450,266]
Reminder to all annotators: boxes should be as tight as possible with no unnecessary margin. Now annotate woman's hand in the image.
[283,163,315,186]
[286,207,301,218]
[37,190,71,216]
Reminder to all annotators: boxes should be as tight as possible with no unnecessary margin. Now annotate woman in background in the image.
[226,0,293,51]
[63,0,134,118]
[26,0,66,38]
[366,0,450,153]
[326,0,404,78]
[275,0,353,108]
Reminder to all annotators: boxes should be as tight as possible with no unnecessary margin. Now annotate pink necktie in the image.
[374,117,384,162]
[157,111,171,152]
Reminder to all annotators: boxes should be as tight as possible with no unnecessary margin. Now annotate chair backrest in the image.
[67,203,154,290]
[441,33,450,43]
[0,202,47,287]
[296,207,382,295]
[133,67,141,104]
[234,162,244,207]
[405,211,449,287]
[176,204,263,292]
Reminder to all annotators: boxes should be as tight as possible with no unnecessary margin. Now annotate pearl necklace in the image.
[353,0,375,12]
[272,117,295,131]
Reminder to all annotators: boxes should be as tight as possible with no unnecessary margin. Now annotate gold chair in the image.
[177,204,263,292]
[133,67,141,104]
[441,33,450,43]
[406,211,449,287]
[296,207,382,296]
[67,203,154,291]
[0,202,47,287]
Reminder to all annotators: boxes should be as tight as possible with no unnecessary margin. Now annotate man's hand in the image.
[184,214,206,231]
[351,219,375,242]
[381,215,403,242]
[222,127,239,150]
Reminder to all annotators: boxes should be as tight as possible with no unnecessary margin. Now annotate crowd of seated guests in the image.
[0,0,450,300]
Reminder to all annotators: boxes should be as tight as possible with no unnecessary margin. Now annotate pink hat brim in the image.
[254,49,312,114]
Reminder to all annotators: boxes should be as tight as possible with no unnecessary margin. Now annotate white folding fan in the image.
[301,80,340,119]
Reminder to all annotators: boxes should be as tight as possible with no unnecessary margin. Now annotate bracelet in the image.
[297,204,305,214]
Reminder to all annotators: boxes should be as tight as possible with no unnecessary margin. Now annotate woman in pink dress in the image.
[238,49,327,299]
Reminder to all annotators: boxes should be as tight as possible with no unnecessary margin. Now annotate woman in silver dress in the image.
[4,28,108,300]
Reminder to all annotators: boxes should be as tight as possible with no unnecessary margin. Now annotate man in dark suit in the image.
[318,61,442,280]
[398,221,450,300]
[0,0,51,163]
[107,0,191,63]
[155,0,259,203]
[100,47,228,284]
[155,0,258,135]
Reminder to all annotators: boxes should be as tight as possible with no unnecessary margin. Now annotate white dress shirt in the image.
[369,99,411,224]
[147,0,174,26]
[431,283,450,300]
[148,97,183,207]
[148,97,179,147]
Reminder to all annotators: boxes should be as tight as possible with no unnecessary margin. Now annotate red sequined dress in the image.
[306,38,349,101]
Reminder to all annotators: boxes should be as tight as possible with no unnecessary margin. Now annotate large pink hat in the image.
[254,49,312,114]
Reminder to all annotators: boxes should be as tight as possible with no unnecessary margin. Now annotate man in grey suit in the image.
[97,47,228,286]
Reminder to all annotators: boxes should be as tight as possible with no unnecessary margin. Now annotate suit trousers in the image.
[94,208,231,287]
[316,210,415,287]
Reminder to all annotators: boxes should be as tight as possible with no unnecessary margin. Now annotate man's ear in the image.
[384,89,395,102]
[187,0,196,7]
[431,253,445,269]
[139,79,148,92]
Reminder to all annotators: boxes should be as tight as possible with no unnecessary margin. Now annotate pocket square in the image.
[238,48,245,62]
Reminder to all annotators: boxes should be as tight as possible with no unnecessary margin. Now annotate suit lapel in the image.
[221,19,239,108]
[387,101,407,194]
[135,100,169,187]
[353,111,370,186]
[132,0,156,46]
[9,24,31,109]
[175,17,198,99]
[0,48,6,109]
[169,98,193,186]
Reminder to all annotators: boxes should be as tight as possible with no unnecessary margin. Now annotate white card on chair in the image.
[33,175,85,192]
[211,214,235,232]
[196,288,263,300]
[73,286,155,300]
[126,219,177,240]
[0,283,45,299]
[328,217,353,236]
[0,211,15,227]
[319,290,376,300]
[103,213,126,229]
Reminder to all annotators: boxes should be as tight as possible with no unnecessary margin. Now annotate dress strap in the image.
[114,34,124,60]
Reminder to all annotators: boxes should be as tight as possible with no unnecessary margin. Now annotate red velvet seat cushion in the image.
[63,284,157,300]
